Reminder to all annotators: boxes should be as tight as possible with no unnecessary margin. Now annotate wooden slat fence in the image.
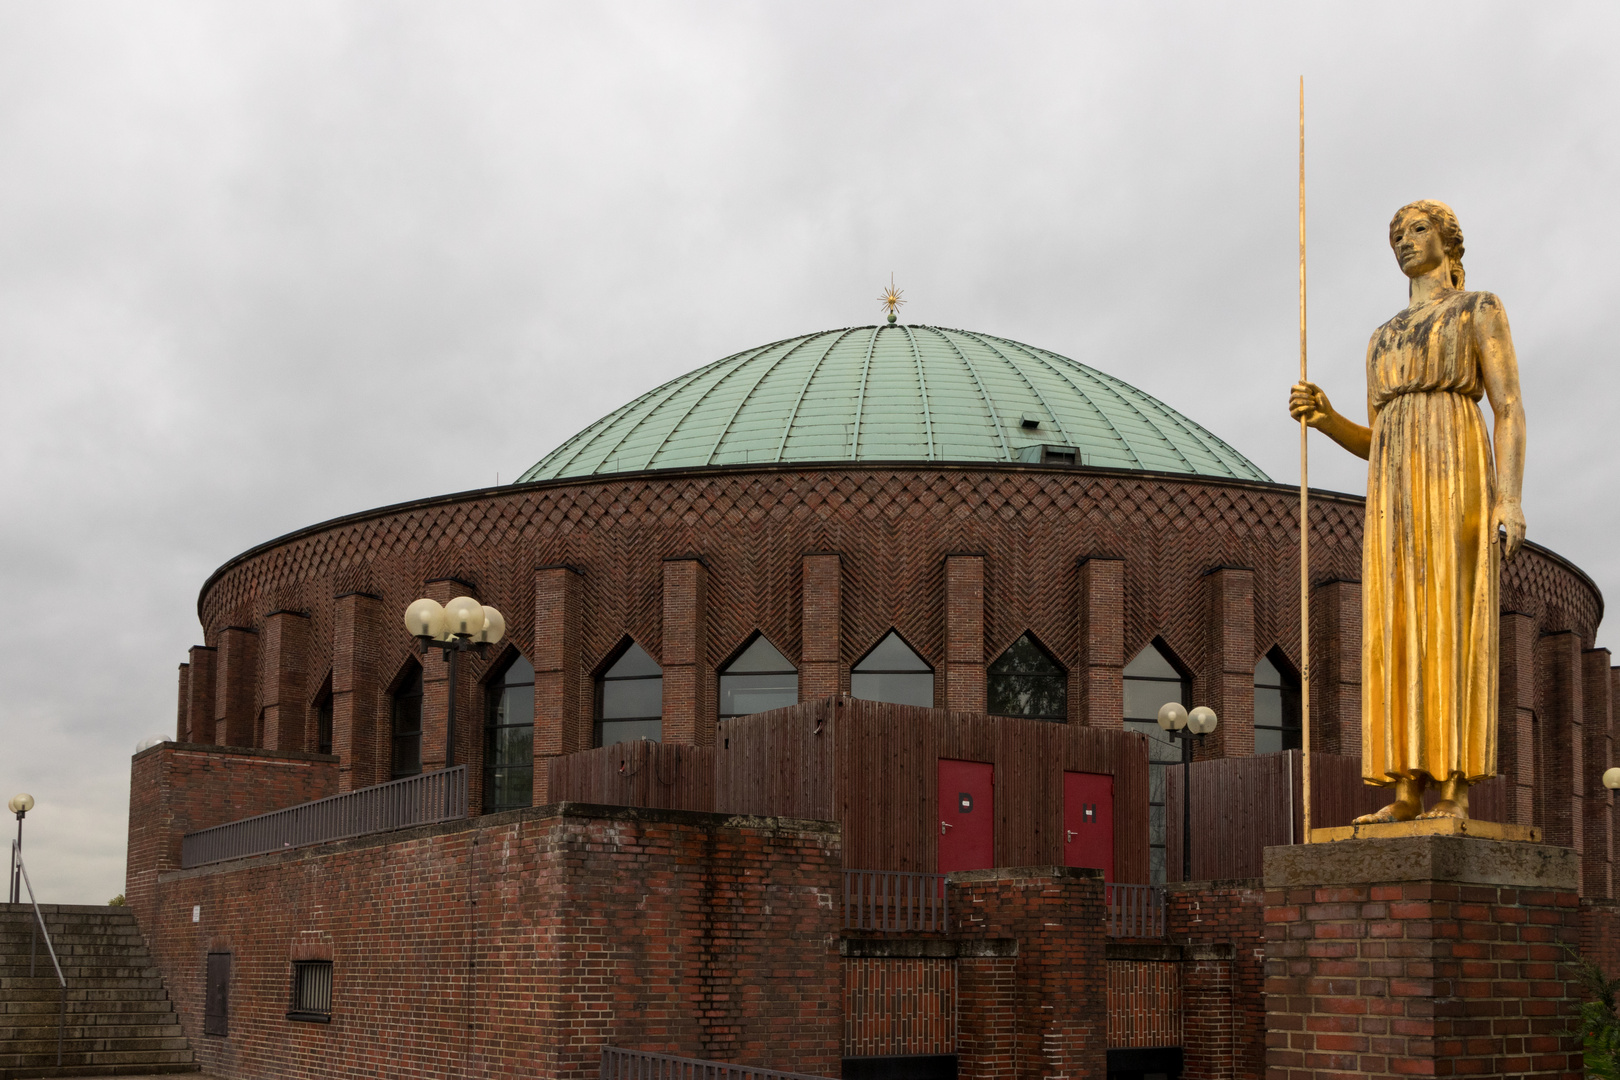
[548,741,716,811]
[1164,751,1516,882]
[601,1047,833,1080]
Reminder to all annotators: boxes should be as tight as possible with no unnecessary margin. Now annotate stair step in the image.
[0,1048,196,1068]
[0,1023,184,1041]
[0,1065,199,1080]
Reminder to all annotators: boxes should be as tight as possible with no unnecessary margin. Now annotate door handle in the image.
[1066,829,1077,842]
[940,821,953,835]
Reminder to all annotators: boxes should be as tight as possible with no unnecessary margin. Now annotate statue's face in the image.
[1390,211,1447,280]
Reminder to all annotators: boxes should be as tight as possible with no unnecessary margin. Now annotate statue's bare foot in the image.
[1417,800,1466,820]
[1353,801,1419,825]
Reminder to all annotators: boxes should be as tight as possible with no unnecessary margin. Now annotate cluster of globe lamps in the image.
[401,595,506,768]
[1157,701,1218,882]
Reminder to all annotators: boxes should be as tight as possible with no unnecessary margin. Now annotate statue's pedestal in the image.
[1264,833,1582,1080]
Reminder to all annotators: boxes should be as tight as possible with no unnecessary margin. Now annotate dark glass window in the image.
[390,665,423,780]
[1254,653,1302,755]
[987,634,1067,721]
[287,960,332,1023]
[851,632,933,708]
[313,685,333,756]
[719,636,798,719]
[1123,643,1187,885]
[596,643,662,747]
[204,952,230,1037]
[484,654,535,813]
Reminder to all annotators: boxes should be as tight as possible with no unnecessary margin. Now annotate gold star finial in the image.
[878,273,905,324]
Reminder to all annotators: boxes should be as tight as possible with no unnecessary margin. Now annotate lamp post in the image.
[9,793,34,904]
[403,596,505,768]
[1156,703,1219,883]
[1604,768,1620,794]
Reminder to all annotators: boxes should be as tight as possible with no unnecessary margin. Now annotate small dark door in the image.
[1064,771,1114,879]
[204,952,231,1036]
[938,760,993,873]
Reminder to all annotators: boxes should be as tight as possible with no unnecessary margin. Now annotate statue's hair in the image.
[1390,200,1466,290]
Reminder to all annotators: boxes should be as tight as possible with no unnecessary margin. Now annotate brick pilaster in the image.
[1584,648,1615,900]
[1264,835,1582,1079]
[1201,567,1255,759]
[214,626,259,748]
[950,866,1107,1079]
[534,564,585,804]
[1308,579,1360,756]
[184,646,217,745]
[1075,557,1125,728]
[332,591,383,792]
[945,554,985,713]
[1537,631,1584,872]
[176,663,190,742]
[800,553,842,699]
[259,610,310,752]
[661,556,708,745]
[1499,613,1538,827]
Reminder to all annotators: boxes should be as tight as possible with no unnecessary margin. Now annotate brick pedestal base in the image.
[1263,835,1582,1080]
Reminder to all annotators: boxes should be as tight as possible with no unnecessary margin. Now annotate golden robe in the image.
[1362,289,1499,785]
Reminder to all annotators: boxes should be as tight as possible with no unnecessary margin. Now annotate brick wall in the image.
[842,956,956,1057]
[1264,837,1583,1080]
[138,803,841,1080]
[125,742,338,925]
[1168,880,1267,1080]
[1107,955,1182,1048]
[950,866,1107,1080]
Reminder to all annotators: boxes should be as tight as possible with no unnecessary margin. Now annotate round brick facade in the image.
[181,461,1603,820]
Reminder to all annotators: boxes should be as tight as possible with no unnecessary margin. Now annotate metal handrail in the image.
[12,839,66,1067]
[181,765,468,867]
[602,1046,835,1080]
[1106,881,1166,938]
[843,869,948,933]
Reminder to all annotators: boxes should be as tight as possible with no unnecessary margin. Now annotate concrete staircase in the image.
[0,904,197,1079]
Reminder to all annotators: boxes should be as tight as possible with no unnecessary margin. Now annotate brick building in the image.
[125,325,1615,1080]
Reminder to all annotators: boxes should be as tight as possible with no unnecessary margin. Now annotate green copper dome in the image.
[518,325,1270,483]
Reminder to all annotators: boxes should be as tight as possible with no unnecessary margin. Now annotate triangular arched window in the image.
[484,652,535,813]
[1123,641,1188,884]
[719,636,798,719]
[595,643,662,747]
[988,634,1066,721]
[852,631,933,708]
[1254,651,1301,755]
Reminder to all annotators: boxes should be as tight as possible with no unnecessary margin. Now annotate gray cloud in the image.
[2,1,1614,901]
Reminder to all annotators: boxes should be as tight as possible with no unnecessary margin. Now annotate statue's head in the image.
[1389,200,1466,290]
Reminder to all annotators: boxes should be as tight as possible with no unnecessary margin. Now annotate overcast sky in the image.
[3,3,1616,903]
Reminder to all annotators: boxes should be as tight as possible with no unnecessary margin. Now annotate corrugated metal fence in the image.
[181,765,468,868]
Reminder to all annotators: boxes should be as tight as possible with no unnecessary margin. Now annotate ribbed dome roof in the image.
[518,325,1269,484]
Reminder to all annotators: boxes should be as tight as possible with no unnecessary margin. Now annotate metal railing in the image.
[1106,882,1166,938]
[602,1046,834,1080]
[843,869,948,933]
[181,765,468,868]
[11,839,65,1068]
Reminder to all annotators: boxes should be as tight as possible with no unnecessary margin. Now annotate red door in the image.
[1064,771,1114,880]
[938,760,994,873]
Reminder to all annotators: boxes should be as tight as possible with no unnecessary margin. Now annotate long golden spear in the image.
[1298,77,1312,843]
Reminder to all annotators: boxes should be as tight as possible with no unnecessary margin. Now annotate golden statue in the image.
[1289,200,1527,822]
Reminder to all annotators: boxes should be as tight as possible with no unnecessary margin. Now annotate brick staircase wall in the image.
[0,904,196,1079]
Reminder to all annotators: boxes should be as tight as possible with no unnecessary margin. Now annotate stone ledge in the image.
[1310,817,1540,843]
[1263,833,1577,890]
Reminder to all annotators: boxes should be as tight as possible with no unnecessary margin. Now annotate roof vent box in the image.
[1017,444,1086,467]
